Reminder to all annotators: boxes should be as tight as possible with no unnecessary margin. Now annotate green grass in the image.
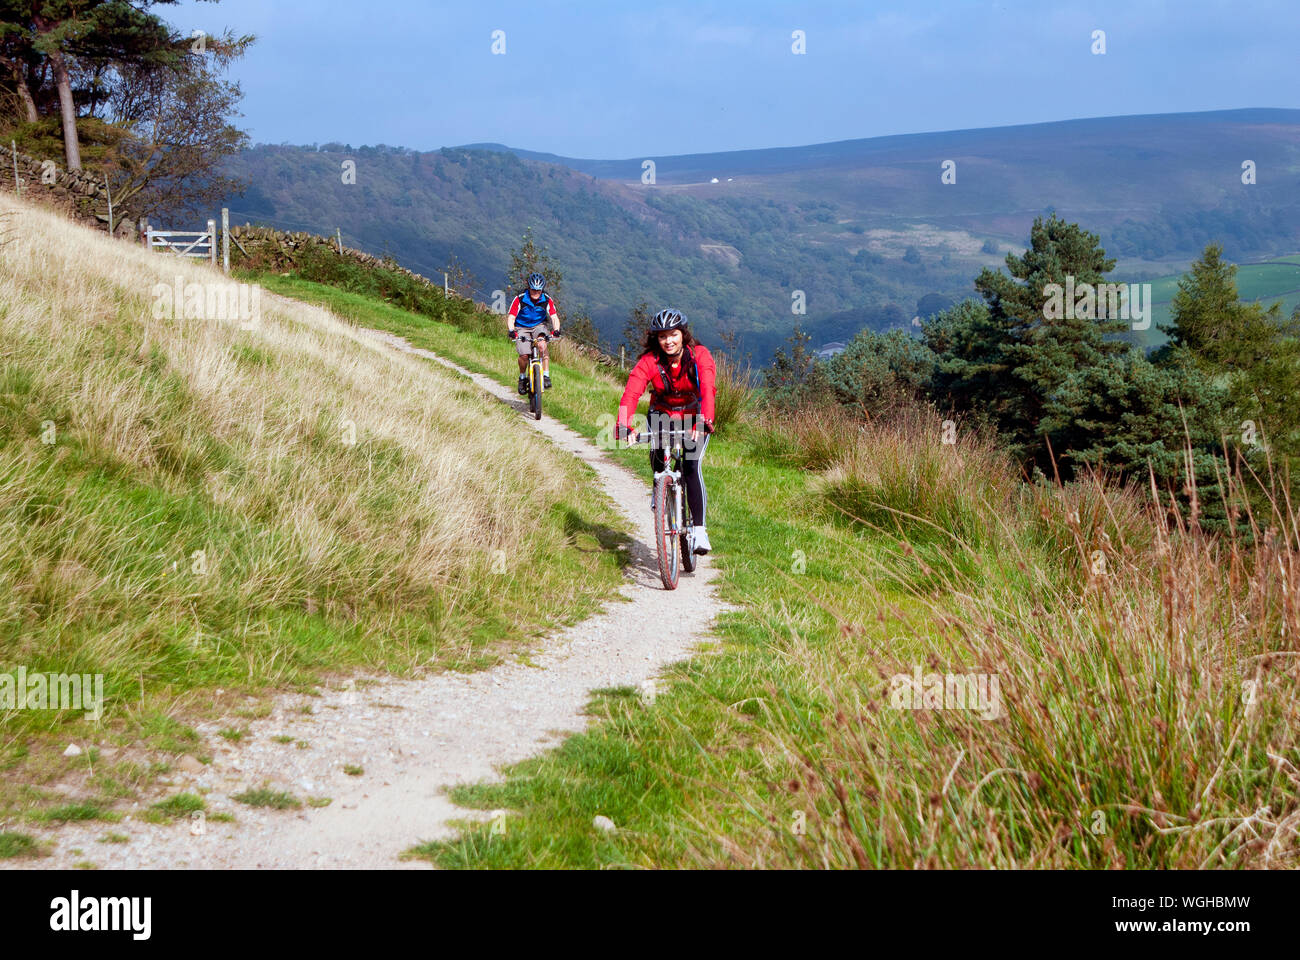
[38,802,113,823]
[140,715,200,755]
[0,831,39,858]
[231,788,301,810]
[150,792,205,820]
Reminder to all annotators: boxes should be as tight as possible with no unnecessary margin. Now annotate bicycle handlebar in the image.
[630,426,696,444]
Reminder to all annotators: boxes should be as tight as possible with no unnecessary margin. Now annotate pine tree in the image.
[3,0,187,172]
[969,214,1126,466]
[621,300,650,357]
[1158,243,1240,366]
[505,226,564,302]
[1160,243,1300,475]
[923,217,1234,513]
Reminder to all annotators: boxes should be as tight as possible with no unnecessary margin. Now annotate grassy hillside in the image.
[300,301,1299,870]
[212,110,1300,364]
[0,194,628,820]
[221,143,975,362]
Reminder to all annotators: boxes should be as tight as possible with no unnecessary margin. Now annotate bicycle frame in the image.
[652,431,688,537]
[520,329,550,420]
[635,425,699,573]
[526,331,549,382]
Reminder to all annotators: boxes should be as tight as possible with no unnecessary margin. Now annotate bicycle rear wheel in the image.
[653,474,679,590]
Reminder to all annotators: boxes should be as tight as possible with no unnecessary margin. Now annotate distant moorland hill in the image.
[218,109,1300,362]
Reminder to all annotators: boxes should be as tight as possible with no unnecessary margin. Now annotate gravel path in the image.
[6,331,732,869]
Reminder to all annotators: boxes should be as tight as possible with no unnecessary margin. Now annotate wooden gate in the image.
[146,219,217,266]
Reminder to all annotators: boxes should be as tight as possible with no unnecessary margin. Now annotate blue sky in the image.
[170,0,1300,158]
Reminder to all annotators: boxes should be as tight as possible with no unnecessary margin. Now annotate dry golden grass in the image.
[0,194,623,798]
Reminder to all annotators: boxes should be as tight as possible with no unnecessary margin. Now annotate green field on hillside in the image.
[1126,253,1300,349]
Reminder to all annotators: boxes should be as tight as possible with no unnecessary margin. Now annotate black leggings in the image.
[648,415,710,525]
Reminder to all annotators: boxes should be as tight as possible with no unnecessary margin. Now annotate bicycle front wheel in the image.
[653,474,679,590]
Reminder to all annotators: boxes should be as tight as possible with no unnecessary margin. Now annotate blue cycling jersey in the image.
[512,292,554,328]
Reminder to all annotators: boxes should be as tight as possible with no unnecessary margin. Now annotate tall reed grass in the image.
[695,402,1299,868]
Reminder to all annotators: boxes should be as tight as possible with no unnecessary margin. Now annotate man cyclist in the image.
[617,308,717,555]
[507,273,561,394]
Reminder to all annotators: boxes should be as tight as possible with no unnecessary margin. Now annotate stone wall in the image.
[227,224,459,294]
[0,142,136,239]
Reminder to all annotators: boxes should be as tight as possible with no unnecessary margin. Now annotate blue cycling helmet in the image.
[650,308,687,331]
[527,273,546,292]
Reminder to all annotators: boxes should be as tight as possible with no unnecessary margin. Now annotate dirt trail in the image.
[8,331,732,869]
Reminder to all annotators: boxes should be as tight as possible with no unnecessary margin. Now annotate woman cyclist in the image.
[617,309,717,554]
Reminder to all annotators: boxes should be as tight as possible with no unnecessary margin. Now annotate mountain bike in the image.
[634,424,699,590]
[519,329,553,421]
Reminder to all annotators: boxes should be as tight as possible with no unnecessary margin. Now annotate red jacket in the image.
[618,344,716,432]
